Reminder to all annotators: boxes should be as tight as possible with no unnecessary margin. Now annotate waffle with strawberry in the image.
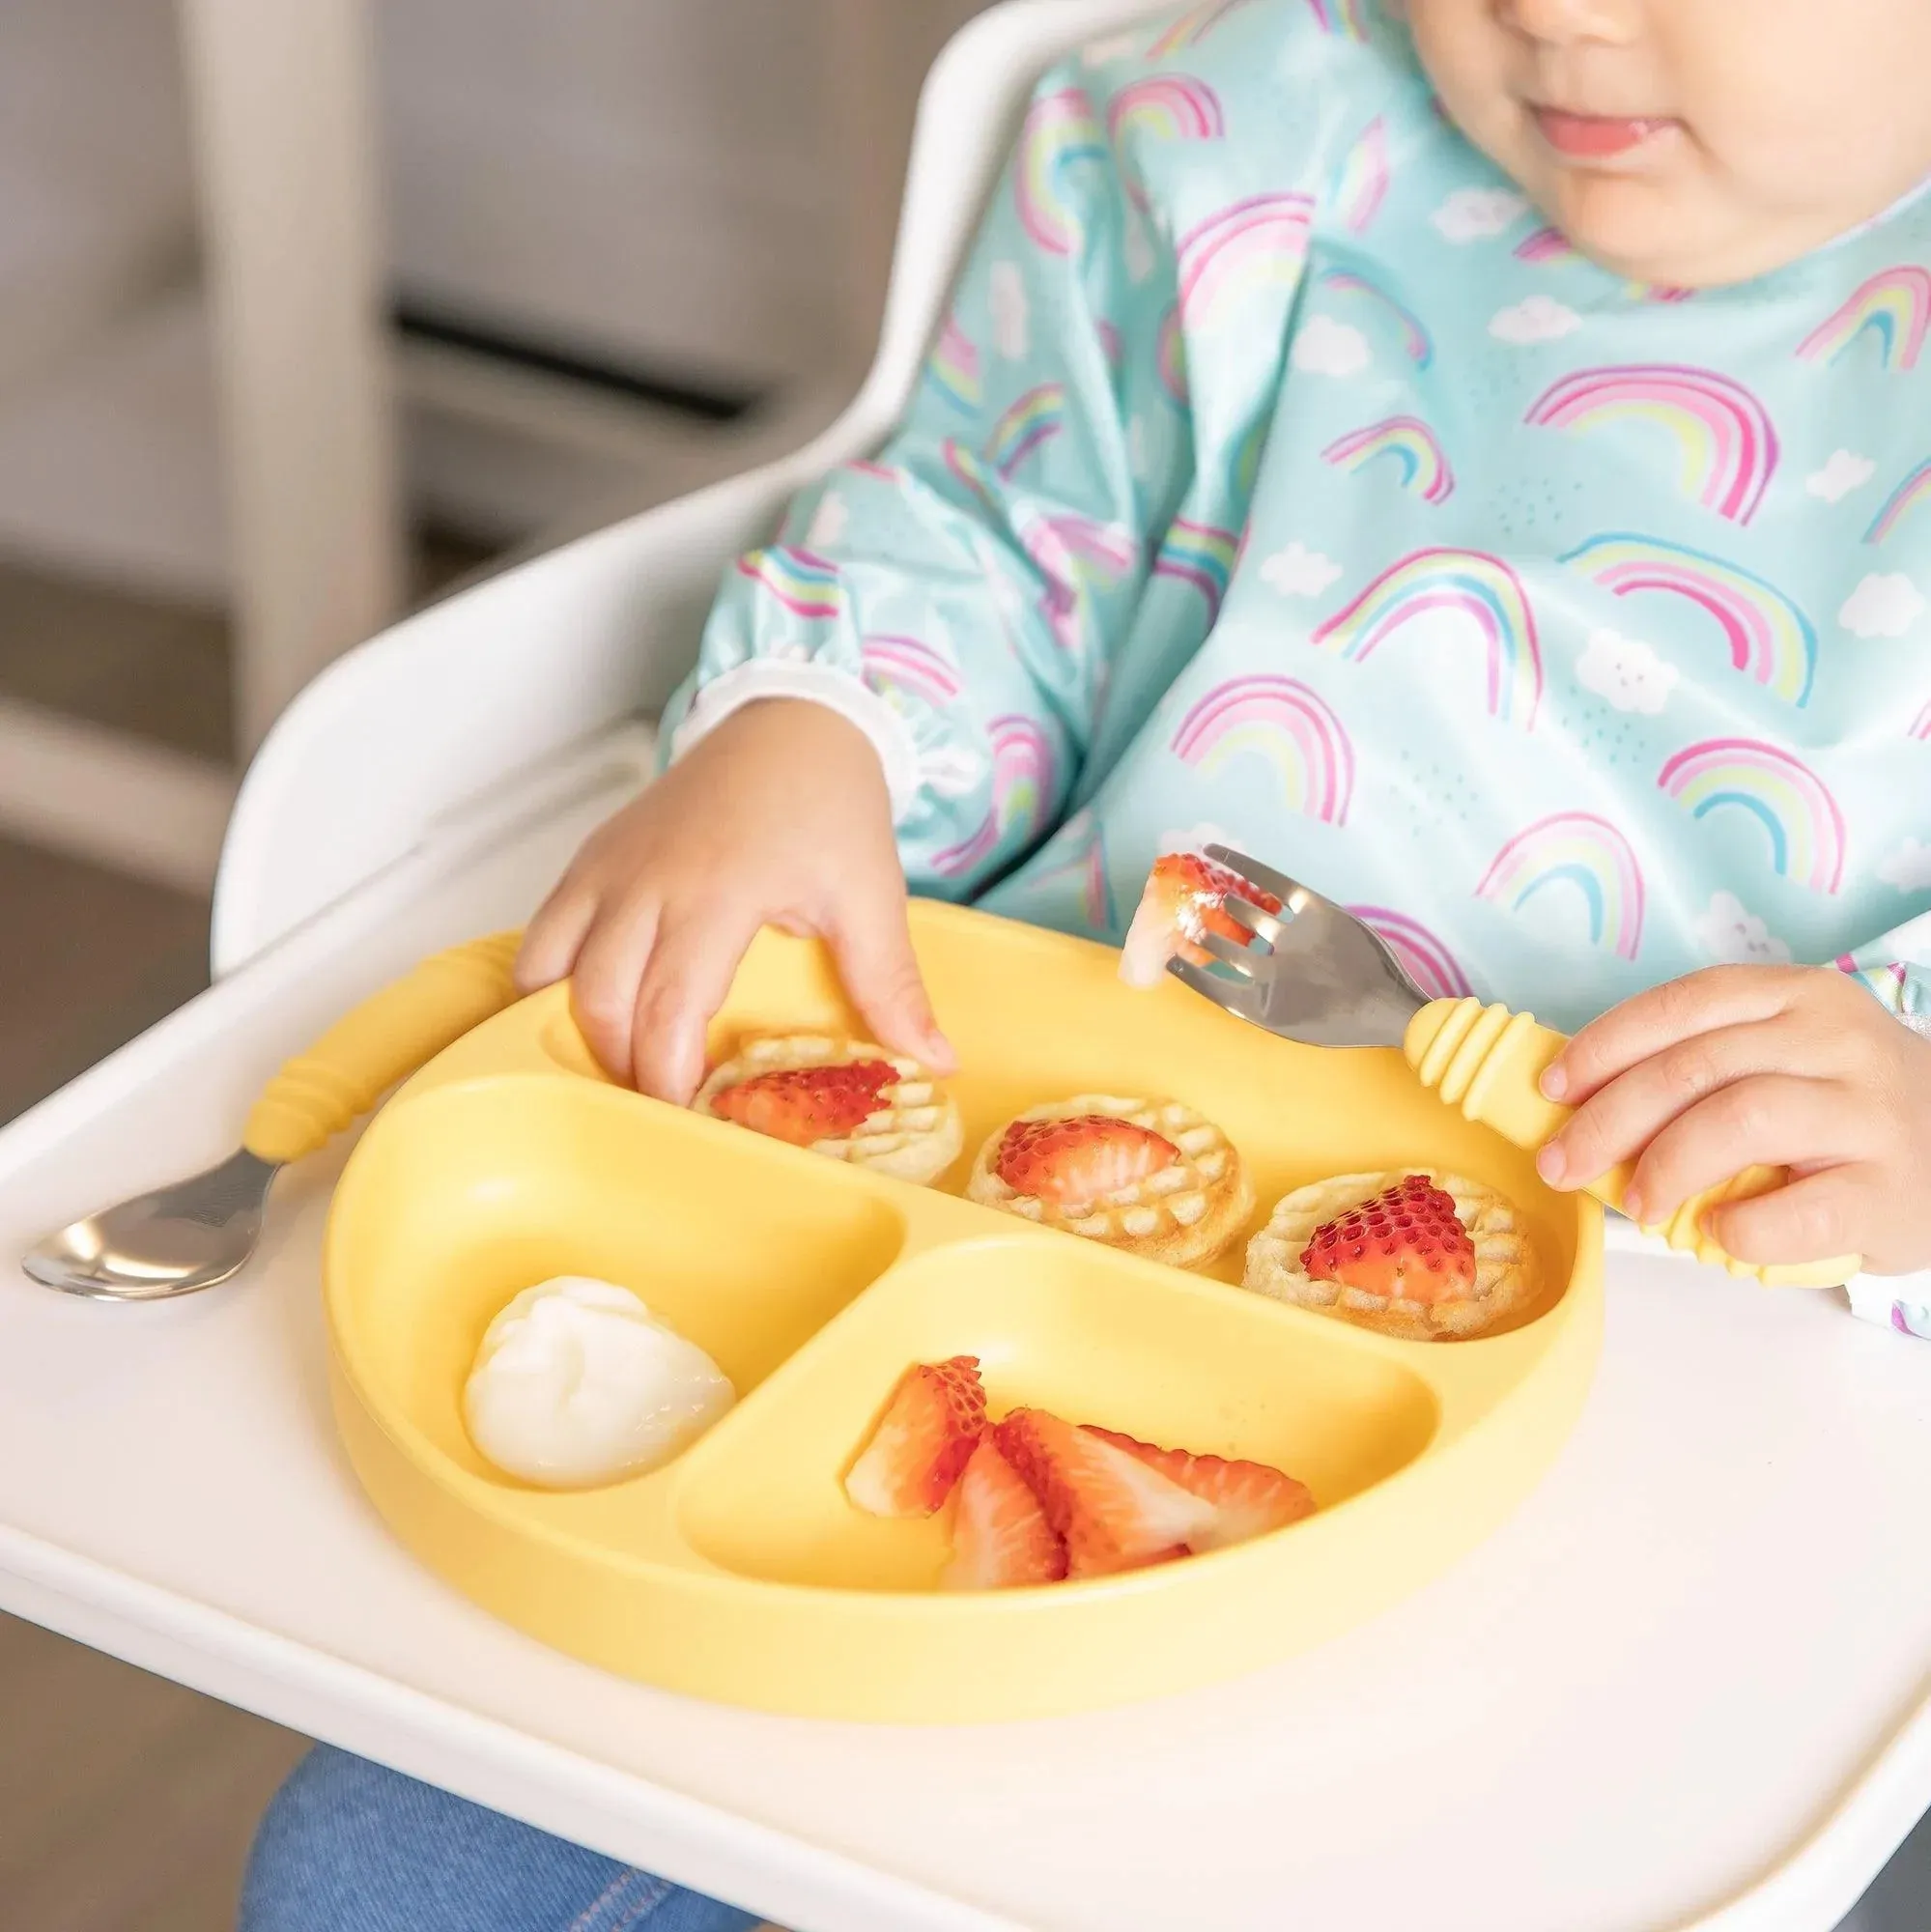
[1242,1169,1536,1341]
[966,1094,1253,1270]
[696,1033,962,1185]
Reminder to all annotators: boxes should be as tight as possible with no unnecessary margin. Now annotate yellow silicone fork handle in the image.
[1401,996,1862,1291]
[241,931,525,1166]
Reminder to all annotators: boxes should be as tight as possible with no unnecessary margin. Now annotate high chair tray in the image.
[327,903,1601,1722]
[0,747,1929,1930]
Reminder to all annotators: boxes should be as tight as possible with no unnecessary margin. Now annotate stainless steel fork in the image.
[1160,845,1860,1290]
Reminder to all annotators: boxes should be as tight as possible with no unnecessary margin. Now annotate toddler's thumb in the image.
[830,888,955,1073]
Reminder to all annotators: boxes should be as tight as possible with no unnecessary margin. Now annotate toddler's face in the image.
[1408,0,1931,287]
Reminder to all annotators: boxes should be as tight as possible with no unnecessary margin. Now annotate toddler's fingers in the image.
[828,886,955,1073]
[1544,967,1801,1105]
[629,902,763,1104]
[568,896,662,1083]
[516,885,599,993]
[1707,1165,1872,1270]
[1539,1017,1832,1191]
[1618,1072,1869,1229]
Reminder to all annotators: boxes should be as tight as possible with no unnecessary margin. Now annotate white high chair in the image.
[211,0,1158,975]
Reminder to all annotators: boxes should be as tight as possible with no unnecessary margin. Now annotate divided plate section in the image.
[326,1073,907,1494]
[678,1235,1439,1592]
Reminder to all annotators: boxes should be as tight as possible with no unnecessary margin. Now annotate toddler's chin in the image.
[1538,172,1732,292]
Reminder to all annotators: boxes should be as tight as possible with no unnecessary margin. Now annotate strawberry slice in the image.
[995,1116,1178,1206]
[940,1436,1068,1589]
[1085,1428,1316,1551]
[712,1058,895,1148]
[1301,1174,1475,1306]
[845,1357,987,1517]
[1120,851,1284,988]
[995,1407,1213,1577]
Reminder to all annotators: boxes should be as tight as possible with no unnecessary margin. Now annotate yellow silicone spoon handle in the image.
[1402,996,1863,1291]
[241,931,525,1166]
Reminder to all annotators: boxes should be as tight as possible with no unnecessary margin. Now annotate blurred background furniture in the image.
[0,0,983,898]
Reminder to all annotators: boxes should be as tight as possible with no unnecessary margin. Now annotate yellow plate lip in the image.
[323,963,1604,1620]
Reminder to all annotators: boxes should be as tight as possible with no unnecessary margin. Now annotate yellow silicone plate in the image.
[324,900,1602,1722]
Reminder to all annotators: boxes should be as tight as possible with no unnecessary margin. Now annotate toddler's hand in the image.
[515,700,952,1103]
[1535,967,1931,1274]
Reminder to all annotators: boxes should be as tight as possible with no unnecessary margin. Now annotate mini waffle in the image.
[1242,1168,1537,1341]
[696,1033,962,1186]
[966,1094,1253,1270]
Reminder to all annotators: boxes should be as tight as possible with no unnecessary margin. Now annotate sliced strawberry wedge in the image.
[940,1436,1068,1589]
[712,1059,895,1148]
[1085,1428,1316,1551]
[1119,851,1283,988]
[995,1115,1178,1206]
[995,1407,1214,1577]
[845,1357,987,1517]
[1301,1174,1475,1305]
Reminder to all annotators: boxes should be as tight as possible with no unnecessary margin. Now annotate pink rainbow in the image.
[1347,906,1473,1001]
[1170,673,1355,823]
[933,814,1000,880]
[1525,363,1778,525]
[1177,193,1316,328]
[861,636,960,709]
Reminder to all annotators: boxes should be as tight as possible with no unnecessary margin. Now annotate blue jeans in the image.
[241,1746,761,1932]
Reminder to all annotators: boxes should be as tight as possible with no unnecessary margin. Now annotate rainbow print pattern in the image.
[1913,701,1931,742]
[1317,269,1434,367]
[1313,549,1543,728]
[736,549,841,622]
[1334,118,1389,234]
[1108,76,1225,156]
[1525,365,1779,525]
[1231,415,1272,499]
[861,636,961,712]
[1797,267,1931,371]
[1017,90,1108,256]
[1170,674,1355,822]
[924,318,980,413]
[1476,812,1646,960]
[932,815,1001,881]
[1864,461,1931,546]
[990,714,1057,834]
[941,439,1003,521]
[1514,226,1577,267]
[1559,533,1816,705]
[1178,194,1315,329]
[1657,739,1847,895]
[1157,306,1189,406]
[1322,415,1454,504]
[1022,513,1138,652]
[1023,810,1115,929]
[1348,907,1473,1001]
[1146,1,1251,56]
[986,384,1067,478]
[1304,0,1371,37]
[1153,520,1241,622]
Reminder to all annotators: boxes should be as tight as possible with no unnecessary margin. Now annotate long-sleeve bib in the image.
[667,0,1931,1046]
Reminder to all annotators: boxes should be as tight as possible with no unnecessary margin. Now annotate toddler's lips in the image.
[1532,107,1674,160]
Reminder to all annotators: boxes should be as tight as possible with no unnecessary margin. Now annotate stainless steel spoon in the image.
[23,932,524,1302]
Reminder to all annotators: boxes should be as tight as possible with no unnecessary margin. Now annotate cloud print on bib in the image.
[1489,296,1581,346]
[1807,451,1874,503]
[1841,573,1926,638]
[1432,187,1527,242]
[1576,629,1677,715]
[1292,316,1371,377]
[1693,891,1791,965]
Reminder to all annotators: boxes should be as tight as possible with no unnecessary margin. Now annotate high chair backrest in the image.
[212,0,1165,974]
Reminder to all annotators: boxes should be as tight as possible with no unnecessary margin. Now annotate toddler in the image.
[522,0,1931,1287]
[244,3,1931,1925]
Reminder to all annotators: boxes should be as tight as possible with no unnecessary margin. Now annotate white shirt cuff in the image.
[669,660,923,822]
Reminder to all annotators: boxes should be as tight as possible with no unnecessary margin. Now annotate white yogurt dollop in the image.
[463,1276,734,1489]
